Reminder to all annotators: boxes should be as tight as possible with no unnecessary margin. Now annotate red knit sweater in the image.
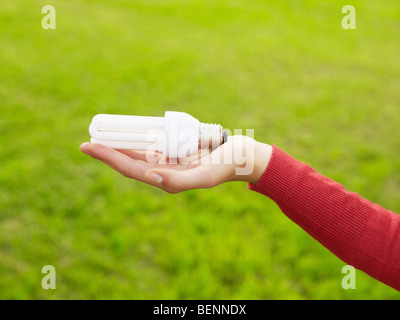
[249,145,400,291]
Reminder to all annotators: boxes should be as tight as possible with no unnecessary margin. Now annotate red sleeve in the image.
[249,145,400,291]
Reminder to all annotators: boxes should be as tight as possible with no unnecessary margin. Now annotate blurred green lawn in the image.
[1,0,400,299]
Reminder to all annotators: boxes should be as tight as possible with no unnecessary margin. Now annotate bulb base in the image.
[199,123,227,150]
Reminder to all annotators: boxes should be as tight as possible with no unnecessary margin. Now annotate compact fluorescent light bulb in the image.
[89,111,227,158]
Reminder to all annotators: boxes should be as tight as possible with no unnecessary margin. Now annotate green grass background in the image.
[1,0,399,299]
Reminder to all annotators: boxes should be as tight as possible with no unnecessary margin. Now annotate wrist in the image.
[226,136,272,184]
[222,136,272,184]
[244,141,272,184]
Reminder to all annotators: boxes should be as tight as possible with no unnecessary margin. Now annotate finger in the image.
[79,142,90,154]
[82,143,155,181]
[80,142,119,171]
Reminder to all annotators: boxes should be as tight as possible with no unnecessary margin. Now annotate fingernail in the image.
[146,172,163,184]
[80,142,90,152]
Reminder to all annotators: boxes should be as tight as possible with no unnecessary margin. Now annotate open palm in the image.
[80,136,271,193]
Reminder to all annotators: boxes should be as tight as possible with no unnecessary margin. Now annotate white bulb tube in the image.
[89,111,226,158]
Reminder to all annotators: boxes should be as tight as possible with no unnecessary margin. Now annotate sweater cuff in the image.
[248,145,289,196]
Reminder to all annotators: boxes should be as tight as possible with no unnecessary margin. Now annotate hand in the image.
[79,135,272,193]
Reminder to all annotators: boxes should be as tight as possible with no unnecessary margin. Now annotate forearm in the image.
[248,145,400,291]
